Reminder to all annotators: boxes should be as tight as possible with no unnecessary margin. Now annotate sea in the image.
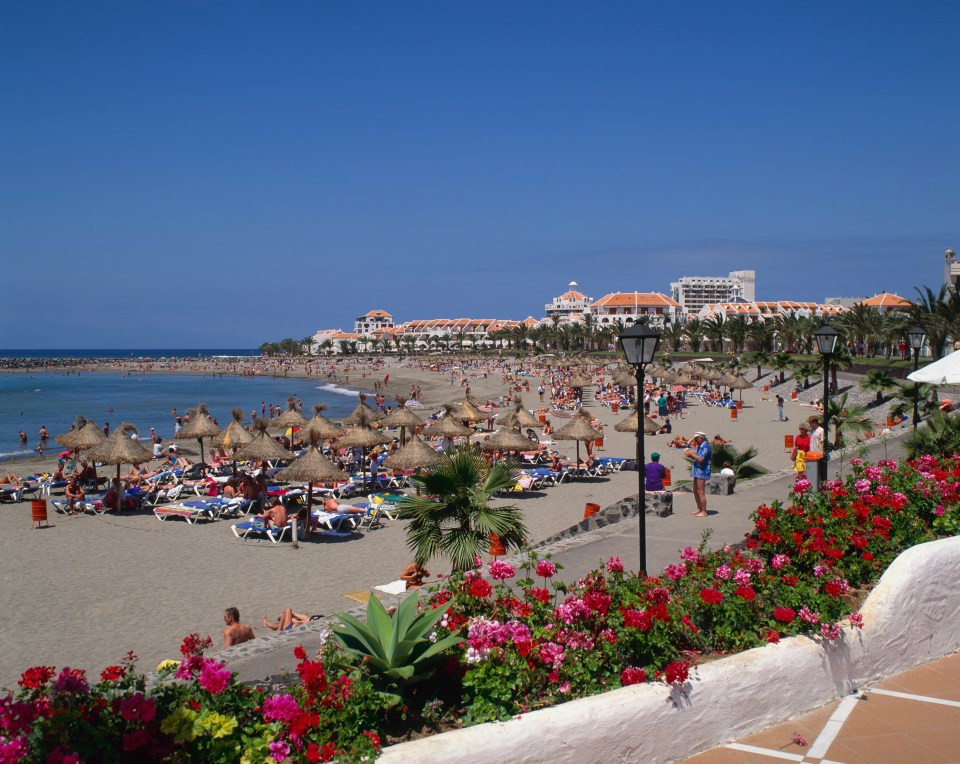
[0,350,367,460]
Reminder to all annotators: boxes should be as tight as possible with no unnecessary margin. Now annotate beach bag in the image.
[794,449,806,473]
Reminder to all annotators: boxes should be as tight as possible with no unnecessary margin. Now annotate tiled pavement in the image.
[683,652,960,764]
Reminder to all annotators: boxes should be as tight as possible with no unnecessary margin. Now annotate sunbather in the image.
[223,607,255,647]
[255,498,290,528]
[323,497,367,514]
[0,474,21,485]
[263,608,311,632]
[400,562,430,590]
[65,477,85,514]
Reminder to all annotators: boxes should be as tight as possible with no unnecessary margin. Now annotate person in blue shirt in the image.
[684,432,712,517]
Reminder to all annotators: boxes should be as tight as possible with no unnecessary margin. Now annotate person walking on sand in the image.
[223,607,255,647]
[776,394,787,422]
[685,431,712,517]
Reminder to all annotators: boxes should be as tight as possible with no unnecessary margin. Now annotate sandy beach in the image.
[0,356,908,688]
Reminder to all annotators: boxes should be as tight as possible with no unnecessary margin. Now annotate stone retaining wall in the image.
[380,535,960,763]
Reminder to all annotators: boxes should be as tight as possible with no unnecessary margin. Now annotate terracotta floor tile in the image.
[877,656,960,702]
[830,699,901,740]
[739,701,836,753]
[681,747,754,763]
[827,732,942,764]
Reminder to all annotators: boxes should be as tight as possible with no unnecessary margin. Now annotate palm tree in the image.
[824,393,872,449]
[912,285,953,360]
[397,449,529,572]
[903,411,960,459]
[683,318,704,352]
[746,320,776,354]
[663,322,686,353]
[789,360,820,390]
[768,352,793,385]
[702,316,726,352]
[319,339,333,356]
[301,336,316,356]
[859,370,898,405]
[710,444,768,482]
[724,315,749,354]
[889,381,936,423]
[747,351,767,380]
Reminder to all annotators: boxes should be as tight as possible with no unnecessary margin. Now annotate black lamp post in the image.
[814,325,841,487]
[907,325,927,430]
[618,323,661,575]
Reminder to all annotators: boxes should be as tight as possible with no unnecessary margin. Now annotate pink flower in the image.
[0,736,28,764]
[198,660,231,695]
[793,478,812,495]
[488,560,516,580]
[535,561,557,578]
[714,564,732,580]
[854,479,872,494]
[771,554,790,571]
[52,668,88,696]
[792,732,808,747]
[680,546,700,563]
[813,564,828,578]
[605,556,624,574]
[935,505,946,516]
[622,609,652,631]
[269,740,291,762]
[558,682,571,693]
[263,694,300,724]
[664,563,687,580]
[849,612,864,629]
[820,623,841,641]
[473,555,483,569]
[539,642,565,669]
[733,568,751,586]
[799,605,820,625]
[745,557,765,574]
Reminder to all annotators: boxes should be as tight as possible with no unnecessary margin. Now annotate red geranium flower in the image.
[467,578,493,598]
[774,607,796,623]
[735,586,757,601]
[700,588,723,605]
[19,665,55,690]
[662,661,689,685]
[100,665,126,683]
[765,628,781,643]
[620,667,647,686]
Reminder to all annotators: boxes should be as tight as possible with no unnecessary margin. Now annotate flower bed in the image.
[4,455,960,762]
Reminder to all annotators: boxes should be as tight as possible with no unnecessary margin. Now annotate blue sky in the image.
[2,1,956,348]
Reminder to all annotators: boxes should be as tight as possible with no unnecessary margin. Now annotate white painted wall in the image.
[381,536,960,764]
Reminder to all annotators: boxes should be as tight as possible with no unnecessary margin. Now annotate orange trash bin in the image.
[31,500,49,529]
[784,434,794,451]
[583,502,601,519]
[730,407,738,420]
[663,468,672,487]
[489,533,506,557]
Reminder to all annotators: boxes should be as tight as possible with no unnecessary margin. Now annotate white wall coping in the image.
[381,535,960,763]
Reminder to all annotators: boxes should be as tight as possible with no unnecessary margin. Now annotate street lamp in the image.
[814,325,841,487]
[906,325,927,430]
[619,323,661,575]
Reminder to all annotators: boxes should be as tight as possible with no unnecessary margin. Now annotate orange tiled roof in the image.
[862,293,912,308]
[591,292,681,309]
[331,332,359,339]
[363,309,393,318]
[559,290,587,300]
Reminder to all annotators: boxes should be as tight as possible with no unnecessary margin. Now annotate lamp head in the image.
[814,325,841,356]
[618,324,661,368]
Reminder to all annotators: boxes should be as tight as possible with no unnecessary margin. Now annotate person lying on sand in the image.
[263,608,312,632]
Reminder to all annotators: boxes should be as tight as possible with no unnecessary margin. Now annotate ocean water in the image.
[0,372,367,460]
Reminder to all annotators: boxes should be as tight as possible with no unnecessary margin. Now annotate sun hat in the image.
[693,431,707,438]
[650,452,660,460]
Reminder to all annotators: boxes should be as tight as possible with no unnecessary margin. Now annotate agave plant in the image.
[332,592,463,705]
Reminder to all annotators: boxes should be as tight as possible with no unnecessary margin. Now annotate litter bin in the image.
[804,451,823,490]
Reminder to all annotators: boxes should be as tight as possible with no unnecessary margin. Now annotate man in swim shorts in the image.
[223,607,255,647]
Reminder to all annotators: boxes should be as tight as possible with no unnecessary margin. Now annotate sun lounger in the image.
[309,510,357,531]
[153,504,217,524]
[231,519,292,543]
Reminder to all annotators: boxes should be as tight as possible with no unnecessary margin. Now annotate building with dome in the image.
[544,282,593,323]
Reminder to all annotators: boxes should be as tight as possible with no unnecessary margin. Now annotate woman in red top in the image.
[791,423,811,473]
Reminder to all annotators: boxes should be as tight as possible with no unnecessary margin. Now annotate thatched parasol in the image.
[382,434,440,471]
[480,427,538,453]
[175,403,221,465]
[509,404,541,429]
[451,397,487,423]
[378,398,423,445]
[55,417,107,462]
[274,398,308,429]
[568,373,593,389]
[422,406,474,439]
[335,421,393,492]
[87,423,154,511]
[212,409,254,479]
[612,369,638,388]
[726,373,754,401]
[554,411,602,468]
[614,407,660,435]
[341,394,382,426]
[236,421,291,505]
[276,442,348,533]
[300,403,341,443]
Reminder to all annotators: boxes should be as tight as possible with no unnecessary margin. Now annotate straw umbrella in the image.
[300,403,341,444]
[612,368,638,388]
[614,406,660,435]
[378,398,423,446]
[508,403,541,430]
[341,394,382,426]
[55,417,107,468]
[273,398,308,447]
[726,373,754,402]
[236,421,291,505]
[276,440,348,538]
[554,411,602,471]
[334,414,393,492]
[481,426,538,454]
[422,405,474,440]
[175,403,221,466]
[383,434,441,494]
[87,423,153,511]
[212,409,254,478]
[450,396,487,424]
